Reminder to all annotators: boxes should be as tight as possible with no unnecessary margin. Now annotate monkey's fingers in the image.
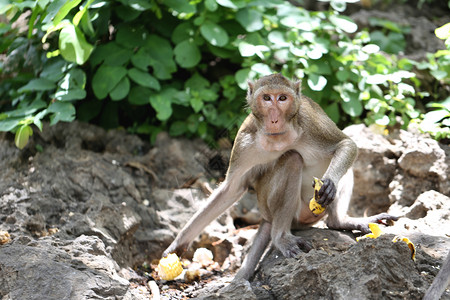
[318,178,336,206]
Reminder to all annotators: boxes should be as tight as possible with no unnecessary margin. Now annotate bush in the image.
[0,0,447,148]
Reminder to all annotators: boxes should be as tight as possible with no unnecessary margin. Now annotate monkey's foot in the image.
[275,233,312,258]
[327,213,399,234]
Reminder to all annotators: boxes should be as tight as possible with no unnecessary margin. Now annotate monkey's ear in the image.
[294,80,301,96]
[247,81,254,95]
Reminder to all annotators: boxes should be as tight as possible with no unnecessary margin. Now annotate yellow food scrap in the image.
[0,231,11,245]
[309,177,325,215]
[157,253,183,281]
[392,236,416,261]
[356,223,384,241]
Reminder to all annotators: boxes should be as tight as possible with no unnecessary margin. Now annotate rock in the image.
[344,124,398,215]
[0,236,129,300]
[0,120,449,299]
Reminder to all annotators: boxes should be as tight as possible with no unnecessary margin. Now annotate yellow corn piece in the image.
[356,223,384,241]
[309,177,325,215]
[157,253,183,280]
[392,236,416,261]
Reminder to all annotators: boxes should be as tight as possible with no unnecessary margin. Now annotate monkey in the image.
[162,73,398,280]
[423,251,450,300]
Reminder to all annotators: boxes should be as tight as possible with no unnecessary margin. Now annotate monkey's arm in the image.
[163,172,248,257]
[319,136,357,205]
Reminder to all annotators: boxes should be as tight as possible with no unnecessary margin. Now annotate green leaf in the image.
[307,74,327,91]
[190,97,203,113]
[216,0,246,9]
[172,23,195,45]
[169,121,187,136]
[174,39,201,68]
[341,96,363,117]
[92,65,127,99]
[235,68,251,90]
[329,15,357,33]
[59,23,94,65]
[128,68,160,90]
[185,72,210,90]
[110,76,130,101]
[324,102,340,123]
[330,0,346,12]
[18,78,56,93]
[55,68,87,101]
[52,0,82,25]
[236,8,264,32]
[0,118,22,132]
[116,24,147,48]
[200,21,229,47]
[128,86,152,106]
[40,58,67,82]
[47,101,76,125]
[143,35,177,80]
[164,0,196,14]
[435,23,450,40]
[423,110,449,124]
[131,48,152,71]
[15,125,33,149]
[205,0,218,11]
[115,5,141,21]
[90,43,133,67]
[150,90,173,121]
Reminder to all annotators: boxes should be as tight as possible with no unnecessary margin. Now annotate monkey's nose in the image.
[272,120,278,124]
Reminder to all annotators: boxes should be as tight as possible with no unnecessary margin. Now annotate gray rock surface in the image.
[0,121,449,299]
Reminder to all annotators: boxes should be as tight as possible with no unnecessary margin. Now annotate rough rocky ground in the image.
[0,121,449,300]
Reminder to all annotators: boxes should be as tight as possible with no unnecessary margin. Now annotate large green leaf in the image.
[51,0,82,25]
[128,86,152,106]
[236,8,264,32]
[149,89,173,121]
[0,118,22,132]
[172,23,195,45]
[174,39,201,68]
[47,101,76,125]
[110,76,130,101]
[18,78,56,93]
[59,23,94,65]
[55,68,87,101]
[200,21,229,47]
[92,65,127,99]
[143,35,177,80]
[128,68,161,90]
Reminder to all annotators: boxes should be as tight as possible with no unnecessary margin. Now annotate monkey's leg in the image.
[234,220,272,281]
[257,151,312,258]
[423,251,450,300]
[326,169,398,234]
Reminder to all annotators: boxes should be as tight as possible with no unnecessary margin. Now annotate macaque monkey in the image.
[423,251,450,300]
[163,73,398,280]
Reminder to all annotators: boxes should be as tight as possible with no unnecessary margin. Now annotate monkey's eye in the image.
[279,95,287,101]
[263,95,271,101]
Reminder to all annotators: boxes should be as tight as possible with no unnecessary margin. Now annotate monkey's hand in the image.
[162,241,188,258]
[317,178,336,206]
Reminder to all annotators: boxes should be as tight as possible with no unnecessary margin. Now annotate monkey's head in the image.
[247,74,301,136]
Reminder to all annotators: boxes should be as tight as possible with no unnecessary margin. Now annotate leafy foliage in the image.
[0,0,449,148]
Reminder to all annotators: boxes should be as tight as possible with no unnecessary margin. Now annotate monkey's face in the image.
[252,88,298,136]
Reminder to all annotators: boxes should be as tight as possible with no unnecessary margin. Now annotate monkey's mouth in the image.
[265,131,286,136]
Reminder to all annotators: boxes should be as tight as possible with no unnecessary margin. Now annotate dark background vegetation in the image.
[1,0,449,149]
